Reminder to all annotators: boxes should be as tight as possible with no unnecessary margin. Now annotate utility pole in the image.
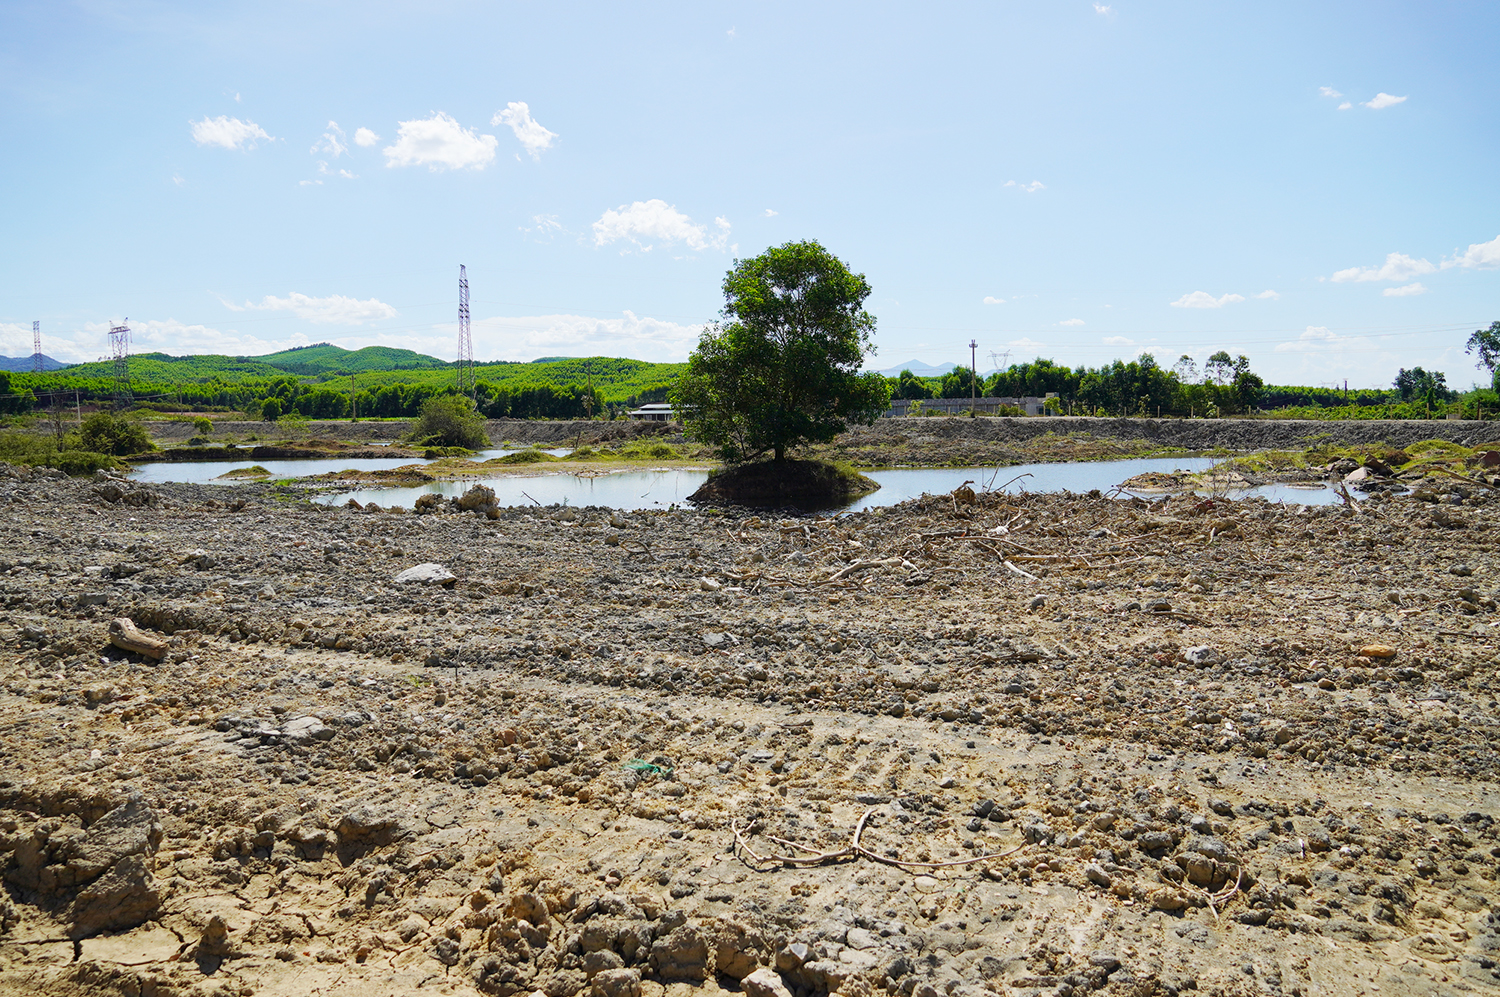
[969,339,978,417]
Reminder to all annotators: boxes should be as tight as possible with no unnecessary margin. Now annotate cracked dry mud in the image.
[1,461,1498,997]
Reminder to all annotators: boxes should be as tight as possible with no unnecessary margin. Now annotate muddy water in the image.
[308,457,1341,510]
[126,449,570,484]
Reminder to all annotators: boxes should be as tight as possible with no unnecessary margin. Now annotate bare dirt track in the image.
[1,460,1499,997]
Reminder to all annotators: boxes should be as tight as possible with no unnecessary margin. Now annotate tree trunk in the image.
[774,445,785,461]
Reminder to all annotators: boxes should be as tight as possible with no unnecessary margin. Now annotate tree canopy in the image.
[672,241,891,463]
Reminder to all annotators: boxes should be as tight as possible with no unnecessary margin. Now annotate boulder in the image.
[394,563,457,588]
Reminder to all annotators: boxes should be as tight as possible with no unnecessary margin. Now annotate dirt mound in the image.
[687,459,879,509]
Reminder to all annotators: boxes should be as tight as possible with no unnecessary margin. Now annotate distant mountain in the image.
[0,354,69,372]
[255,344,450,375]
[531,356,578,363]
[876,360,958,378]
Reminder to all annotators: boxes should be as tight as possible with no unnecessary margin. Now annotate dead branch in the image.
[108,618,168,660]
[732,807,1030,873]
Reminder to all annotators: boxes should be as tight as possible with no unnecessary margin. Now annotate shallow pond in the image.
[305,457,1340,511]
[127,449,569,485]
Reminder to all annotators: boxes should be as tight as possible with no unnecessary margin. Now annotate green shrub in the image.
[192,416,213,436]
[407,395,490,449]
[46,450,121,475]
[77,412,154,456]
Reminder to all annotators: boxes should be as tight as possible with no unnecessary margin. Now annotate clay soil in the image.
[1,462,1498,997]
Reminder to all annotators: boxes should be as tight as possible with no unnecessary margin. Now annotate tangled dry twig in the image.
[731,806,1030,873]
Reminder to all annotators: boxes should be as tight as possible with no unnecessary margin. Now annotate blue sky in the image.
[2,1,1497,388]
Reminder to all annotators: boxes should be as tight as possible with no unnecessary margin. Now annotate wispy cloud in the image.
[1383,282,1427,297]
[763,208,778,217]
[592,200,729,252]
[1003,180,1046,193]
[1093,3,1112,13]
[521,214,564,240]
[1058,318,1085,327]
[354,127,380,147]
[491,102,558,159]
[1103,335,1134,346]
[982,296,1005,305]
[1274,325,1370,354]
[311,121,347,158]
[190,115,272,150]
[1330,252,1435,283]
[221,292,397,325]
[1338,101,1352,110]
[1170,291,1246,309]
[1319,86,1343,98]
[470,311,704,362]
[1364,92,1407,110]
[1254,290,1280,300]
[383,112,497,171]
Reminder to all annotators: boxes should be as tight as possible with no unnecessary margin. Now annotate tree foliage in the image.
[672,241,891,463]
[406,395,490,449]
[1465,321,1500,378]
[77,412,153,455]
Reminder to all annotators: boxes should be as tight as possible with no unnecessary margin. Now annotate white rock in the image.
[394,563,456,587]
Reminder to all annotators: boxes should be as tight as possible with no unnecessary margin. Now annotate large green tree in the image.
[672,241,891,463]
[1466,320,1500,389]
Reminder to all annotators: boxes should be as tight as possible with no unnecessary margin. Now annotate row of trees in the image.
[892,351,1266,416]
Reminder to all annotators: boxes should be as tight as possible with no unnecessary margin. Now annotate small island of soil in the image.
[687,458,879,509]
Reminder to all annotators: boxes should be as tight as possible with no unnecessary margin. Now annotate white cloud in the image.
[763,208,778,217]
[1443,233,1500,270]
[1002,180,1045,192]
[1093,3,1111,12]
[521,214,564,240]
[1058,318,1085,326]
[222,292,397,325]
[1364,93,1407,110]
[1383,282,1427,297]
[354,127,379,147]
[171,174,185,187]
[233,92,241,103]
[982,296,1005,305]
[190,115,273,150]
[314,161,356,180]
[470,311,704,362]
[1338,101,1352,111]
[491,102,558,159]
[1319,86,1343,98]
[1330,251,1435,283]
[1102,336,1135,346]
[1254,289,1280,300]
[383,112,497,171]
[312,121,347,158]
[592,200,729,252]
[299,179,322,187]
[1274,325,1379,355]
[1169,291,1246,308]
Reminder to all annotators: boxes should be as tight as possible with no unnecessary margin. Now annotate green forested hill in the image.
[256,344,453,374]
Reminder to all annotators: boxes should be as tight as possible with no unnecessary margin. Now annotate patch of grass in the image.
[1225,450,1309,474]
[422,446,477,458]
[489,449,559,465]
[1404,439,1473,460]
[218,465,271,479]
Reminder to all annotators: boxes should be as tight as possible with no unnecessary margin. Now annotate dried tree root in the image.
[108,618,168,660]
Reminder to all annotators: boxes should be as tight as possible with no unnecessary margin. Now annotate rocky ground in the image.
[1,459,1499,997]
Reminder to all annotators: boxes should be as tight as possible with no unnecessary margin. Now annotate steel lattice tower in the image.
[456,265,474,397]
[109,319,132,410]
[32,321,42,373]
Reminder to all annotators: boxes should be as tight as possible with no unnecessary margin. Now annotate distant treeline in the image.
[6,346,1495,422]
[890,354,1492,419]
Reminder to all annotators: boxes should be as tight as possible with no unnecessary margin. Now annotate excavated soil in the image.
[1,461,1499,997]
